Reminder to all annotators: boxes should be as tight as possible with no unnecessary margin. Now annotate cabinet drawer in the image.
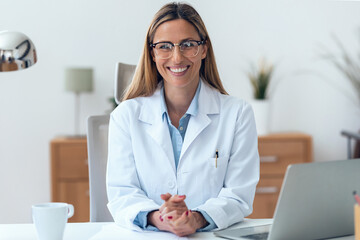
[58,181,90,222]
[57,144,88,179]
[259,141,306,176]
[249,178,283,218]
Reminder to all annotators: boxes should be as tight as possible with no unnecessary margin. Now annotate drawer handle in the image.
[256,186,278,194]
[260,156,278,163]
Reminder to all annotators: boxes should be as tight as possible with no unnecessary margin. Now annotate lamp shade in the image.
[0,31,37,72]
[65,68,93,93]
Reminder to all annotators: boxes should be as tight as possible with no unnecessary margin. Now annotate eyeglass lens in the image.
[153,40,201,59]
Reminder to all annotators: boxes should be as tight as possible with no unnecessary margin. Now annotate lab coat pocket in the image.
[208,156,229,169]
[199,156,229,200]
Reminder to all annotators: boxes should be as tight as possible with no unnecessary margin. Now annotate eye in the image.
[156,43,172,50]
[181,41,196,48]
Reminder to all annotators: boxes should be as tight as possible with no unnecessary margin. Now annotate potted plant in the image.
[248,58,274,100]
[322,33,360,158]
[247,58,274,135]
[322,34,360,106]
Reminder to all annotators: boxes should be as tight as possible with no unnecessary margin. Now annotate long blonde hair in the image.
[123,2,227,101]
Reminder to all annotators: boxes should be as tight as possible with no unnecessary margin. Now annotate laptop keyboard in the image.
[241,232,269,240]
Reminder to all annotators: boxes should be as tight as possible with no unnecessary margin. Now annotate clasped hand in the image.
[148,193,207,237]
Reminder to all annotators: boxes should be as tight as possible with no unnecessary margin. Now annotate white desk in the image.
[0,219,355,240]
[0,222,105,240]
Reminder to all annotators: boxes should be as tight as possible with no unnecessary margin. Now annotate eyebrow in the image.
[153,38,199,44]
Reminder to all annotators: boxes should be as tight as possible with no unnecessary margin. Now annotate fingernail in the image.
[179,195,185,198]
[159,216,163,221]
[186,210,189,216]
[168,216,173,219]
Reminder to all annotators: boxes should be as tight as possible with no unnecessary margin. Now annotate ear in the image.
[201,41,208,60]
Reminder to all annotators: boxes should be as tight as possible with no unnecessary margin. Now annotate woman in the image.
[107,2,259,237]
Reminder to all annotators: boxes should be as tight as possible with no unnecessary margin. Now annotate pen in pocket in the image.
[215,150,219,168]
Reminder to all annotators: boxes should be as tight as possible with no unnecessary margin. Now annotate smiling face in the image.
[151,19,207,93]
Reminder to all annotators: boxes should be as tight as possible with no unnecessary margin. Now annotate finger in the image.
[160,202,187,216]
[160,206,183,217]
[159,193,172,213]
[159,205,164,214]
[172,210,189,227]
[162,210,181,222]
[159,206,168,215]
[170,194,186,203]
[162,197,187,208]
[161,207,188,220]
[167,201,186,209]
[160,193,172,201]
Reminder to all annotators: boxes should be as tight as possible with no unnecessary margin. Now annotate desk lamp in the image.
[0,31,37,72]
[65,67,93,136]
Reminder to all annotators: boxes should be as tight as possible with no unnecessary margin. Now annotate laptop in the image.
[214,159,360,240]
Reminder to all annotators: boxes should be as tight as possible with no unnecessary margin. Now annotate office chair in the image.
[114,62,136,104]
[86,114,113,222]
[341,130,360,159]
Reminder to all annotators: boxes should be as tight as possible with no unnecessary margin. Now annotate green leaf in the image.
[324,33,360,106]
[247,59,274,99]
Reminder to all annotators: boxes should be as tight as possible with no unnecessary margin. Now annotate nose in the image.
[172,45,184,63]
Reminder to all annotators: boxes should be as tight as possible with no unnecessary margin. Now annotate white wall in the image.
[1,0,359,223]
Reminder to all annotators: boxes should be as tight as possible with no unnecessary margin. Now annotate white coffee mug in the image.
[32,202,74,240]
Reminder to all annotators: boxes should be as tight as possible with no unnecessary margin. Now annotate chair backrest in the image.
[86,114,113,222]
[114,62,136,104]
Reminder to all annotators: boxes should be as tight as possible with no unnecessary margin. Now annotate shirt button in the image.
[179,127,184,131]
[168,181,175,188]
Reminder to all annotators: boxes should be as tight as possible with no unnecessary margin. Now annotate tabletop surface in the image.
[0,219,355,240]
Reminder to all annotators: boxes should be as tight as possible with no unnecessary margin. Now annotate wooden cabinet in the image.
[50,134,312,221]
[249,133,312,218]
[51,137,89,222]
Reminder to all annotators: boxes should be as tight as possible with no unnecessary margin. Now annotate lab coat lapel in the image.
[147,119,176,172]
[139,89,176,172]
[180,82,220,160]
[181,113,211,158]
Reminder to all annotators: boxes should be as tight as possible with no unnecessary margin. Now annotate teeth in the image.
[170,67,187,73]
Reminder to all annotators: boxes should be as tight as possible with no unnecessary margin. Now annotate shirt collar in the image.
[160,80,201,121]
[187,80,201,116]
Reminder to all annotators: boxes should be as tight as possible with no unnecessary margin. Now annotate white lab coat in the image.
[107,80,259,231]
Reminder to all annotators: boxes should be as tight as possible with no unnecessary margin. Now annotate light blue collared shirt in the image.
[160,82,200,169]
[134,80,217,231]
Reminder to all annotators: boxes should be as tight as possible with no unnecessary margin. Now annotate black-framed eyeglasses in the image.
[150,39,206,59]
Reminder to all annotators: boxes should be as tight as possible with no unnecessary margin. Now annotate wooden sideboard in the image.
[249,133,313,218]
[50,133,312,222]
[50,137,89,222]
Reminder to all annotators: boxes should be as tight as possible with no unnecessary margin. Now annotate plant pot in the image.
[251,100,270,136]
